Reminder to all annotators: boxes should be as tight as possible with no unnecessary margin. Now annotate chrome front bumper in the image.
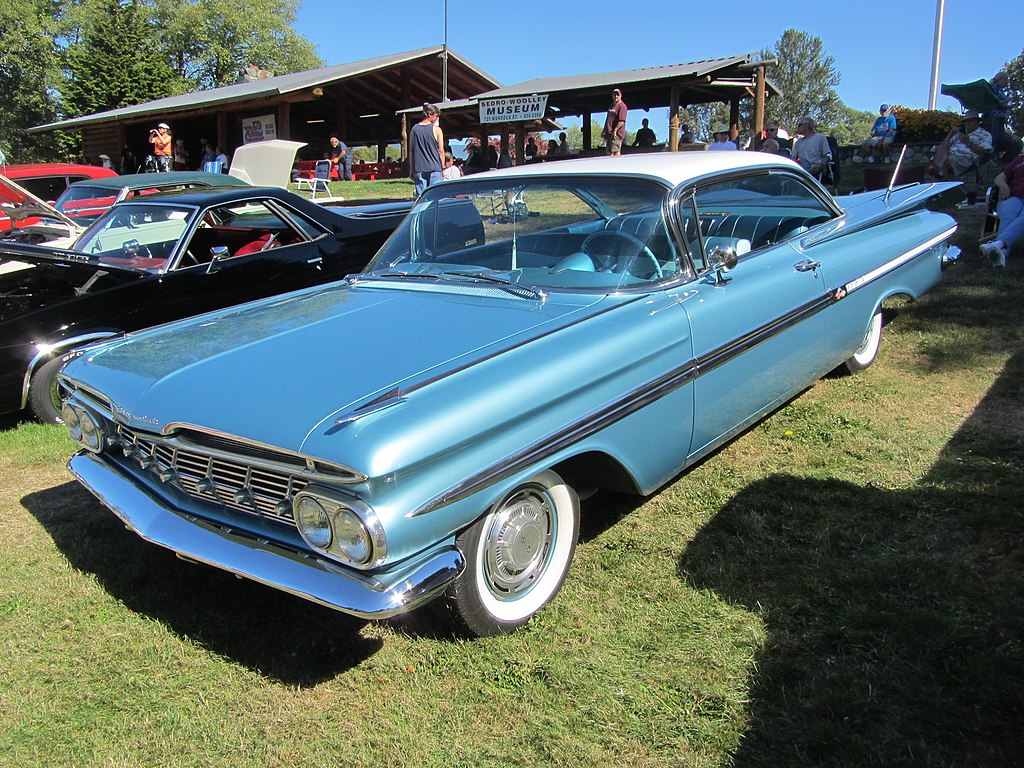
[68,452,464,619]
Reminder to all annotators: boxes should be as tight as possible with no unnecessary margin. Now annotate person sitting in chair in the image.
[792,116,831,177]
[930,112,992,180]
[979,153,1024,269]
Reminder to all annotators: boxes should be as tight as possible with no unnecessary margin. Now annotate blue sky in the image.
[294,0,1020,136]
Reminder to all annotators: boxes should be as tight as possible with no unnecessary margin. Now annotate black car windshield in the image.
[74,203,196,272]
[364,177,680,292]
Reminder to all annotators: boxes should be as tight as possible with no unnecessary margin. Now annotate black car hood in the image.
[0,243,143,323]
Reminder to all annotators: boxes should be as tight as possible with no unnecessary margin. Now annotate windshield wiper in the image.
[441,270,544,300]
[355,270,441,281]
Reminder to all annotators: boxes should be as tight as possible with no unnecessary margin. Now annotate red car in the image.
[0,163,118,235]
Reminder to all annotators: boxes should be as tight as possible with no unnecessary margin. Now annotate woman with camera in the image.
[148,122,173,172]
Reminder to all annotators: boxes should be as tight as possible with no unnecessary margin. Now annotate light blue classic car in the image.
[60,153,959,636]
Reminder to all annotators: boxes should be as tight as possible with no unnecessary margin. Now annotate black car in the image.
[0,186,411,422]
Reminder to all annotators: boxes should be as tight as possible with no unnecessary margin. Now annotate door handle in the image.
[794,259,820,272]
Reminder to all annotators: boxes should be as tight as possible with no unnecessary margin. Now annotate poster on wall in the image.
[242,115,277,144]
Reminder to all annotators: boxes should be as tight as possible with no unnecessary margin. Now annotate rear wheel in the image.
[28,354,72,423]
[450,470,579,636]
[842,309,883,374]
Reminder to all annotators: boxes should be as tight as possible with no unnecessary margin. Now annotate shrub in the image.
[892,106,959,143]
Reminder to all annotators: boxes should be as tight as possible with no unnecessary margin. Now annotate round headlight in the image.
[63,403,82,442]
[295,496,332,549]
[333,508,371,565]
[78,410,105,452]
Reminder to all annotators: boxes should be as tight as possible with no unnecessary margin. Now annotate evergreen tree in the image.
[761,29,843,133]
[62,0,184,118]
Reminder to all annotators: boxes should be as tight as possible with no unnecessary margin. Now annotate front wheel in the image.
[842,309,883,374]
[28,354,72,423]
[450,470,579,636]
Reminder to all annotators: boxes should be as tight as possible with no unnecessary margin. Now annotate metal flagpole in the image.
[927,0,945,110]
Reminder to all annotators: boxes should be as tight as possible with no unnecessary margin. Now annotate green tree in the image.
[62,0,185,118]
[1002,48,1024,135]
[0,0,64,161]
[825,104,875,145]
[151,0,322,89]
[762,29,843,132]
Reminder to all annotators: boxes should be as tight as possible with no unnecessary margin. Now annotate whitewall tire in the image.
[450,470,579,636]
[842,309,883,374]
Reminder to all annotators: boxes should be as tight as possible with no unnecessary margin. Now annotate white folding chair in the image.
[297,160,331,199]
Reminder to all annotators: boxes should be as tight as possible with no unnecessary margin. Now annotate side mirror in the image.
[206,245,229,274]
[706,244,738,285]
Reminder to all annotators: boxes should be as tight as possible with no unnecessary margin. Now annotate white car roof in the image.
[456,151,800,188]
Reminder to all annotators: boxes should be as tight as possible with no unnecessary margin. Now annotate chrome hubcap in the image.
[484,489,554,598]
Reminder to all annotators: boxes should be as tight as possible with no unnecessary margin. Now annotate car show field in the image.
[2,169,1022,765]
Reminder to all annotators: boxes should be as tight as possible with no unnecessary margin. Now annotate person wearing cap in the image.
[855,104,897,164]
[97,154,113,170]
[602,89,628,156]
[792,116,831,177]
[930,112,992,180]
[148,123,173,172]
[706,124,737,151]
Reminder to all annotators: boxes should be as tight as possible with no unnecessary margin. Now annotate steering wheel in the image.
[121,241,152,259]
[581,230,662,279]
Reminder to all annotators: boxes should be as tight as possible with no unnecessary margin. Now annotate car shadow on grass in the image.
[21,481,385,686]
[679,348,1024,765]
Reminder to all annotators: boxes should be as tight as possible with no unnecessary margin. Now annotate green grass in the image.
[1,197,1022,766]
[289,177,414,201]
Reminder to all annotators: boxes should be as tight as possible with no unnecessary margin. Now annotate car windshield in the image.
[74,203,196,272]
[364,176,680,292]
[54,185,120,226]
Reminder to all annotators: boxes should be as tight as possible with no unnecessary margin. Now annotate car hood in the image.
[64,279,612,451]
[0,244,141,322]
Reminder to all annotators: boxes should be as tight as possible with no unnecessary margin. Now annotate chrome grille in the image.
[116,425,311,526]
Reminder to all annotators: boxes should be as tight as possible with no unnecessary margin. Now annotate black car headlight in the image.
[63,401,108,453]
[294,488,386,569]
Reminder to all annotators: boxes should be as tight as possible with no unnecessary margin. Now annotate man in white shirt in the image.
[792,116,831,176]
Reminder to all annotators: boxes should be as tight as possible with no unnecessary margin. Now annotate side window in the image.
[182,200,306,264]
[689,173,835,271]
[21,176,69,202]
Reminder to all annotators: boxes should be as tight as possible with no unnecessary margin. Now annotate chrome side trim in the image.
[839,226,956,295]
[408,358,699,516]
[68,452,463,619]
[410,231,954,516]
[22,332,118,409]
